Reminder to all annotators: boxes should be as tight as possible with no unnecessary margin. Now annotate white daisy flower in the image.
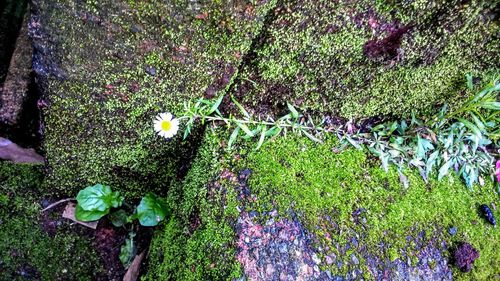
[153,113,179,139]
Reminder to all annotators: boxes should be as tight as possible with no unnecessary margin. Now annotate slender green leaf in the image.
[265,126,282,137]
[231,96,250,119]
[457,118,482,137]
[438,160,452,180]
[345,136,362,150]
[237,123,255,137]
[256,126,267,150]
[380,153,390,172]
[242,127,262,140]
[398,169,409,188]
[303,130,322,143]
[207,94,224,115]
[287,102,299,119]
[119,232,137,268]
[228,127,240,149]
[466,73,474,90]
[480,101,500,110]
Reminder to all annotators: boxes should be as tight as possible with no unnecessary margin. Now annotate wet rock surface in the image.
[234,169,454,280]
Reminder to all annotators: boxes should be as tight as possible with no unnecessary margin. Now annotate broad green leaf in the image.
[287,102,299,119]
[119,233,136,268]
[136,193,170,227]
[75,204,108,221]
[76,184,123,212]
[109,209,129,227]
[228,127,240,149]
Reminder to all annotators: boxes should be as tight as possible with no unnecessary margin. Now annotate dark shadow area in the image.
[0,0,28,86]
[1,72,43,149]
[0,1,41,150]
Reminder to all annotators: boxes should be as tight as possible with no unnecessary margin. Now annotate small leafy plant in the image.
[75,184,124,221]
[153,76,497,189]
[339,77,499,189]
[75,184,170,227]
[75,184,170,268]
[154,95,327,149]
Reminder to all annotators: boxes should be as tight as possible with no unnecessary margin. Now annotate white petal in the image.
[171,119,179,126]
[171,126,179,135]
[165,113,173,121]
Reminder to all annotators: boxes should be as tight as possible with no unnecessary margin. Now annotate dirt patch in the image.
[363,25,412,62]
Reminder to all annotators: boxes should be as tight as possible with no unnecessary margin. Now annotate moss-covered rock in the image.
[233,0,498,118]
[31,0,277,197]
[32,0,498,197]
[147,132,499,280]
[0,162,101,280]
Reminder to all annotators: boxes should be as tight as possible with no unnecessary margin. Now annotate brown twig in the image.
[41,198,75,212]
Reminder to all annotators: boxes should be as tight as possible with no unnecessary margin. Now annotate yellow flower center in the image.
[161,120,172,131]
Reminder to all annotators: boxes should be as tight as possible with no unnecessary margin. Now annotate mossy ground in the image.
[27,0,499,279]
[147,131,499,280]
[0,162,101,280]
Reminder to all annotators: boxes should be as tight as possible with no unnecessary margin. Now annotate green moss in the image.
[146,131,242,280]
[148,131,498,279]
[242,135,499,279]
[0,162,100,280]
